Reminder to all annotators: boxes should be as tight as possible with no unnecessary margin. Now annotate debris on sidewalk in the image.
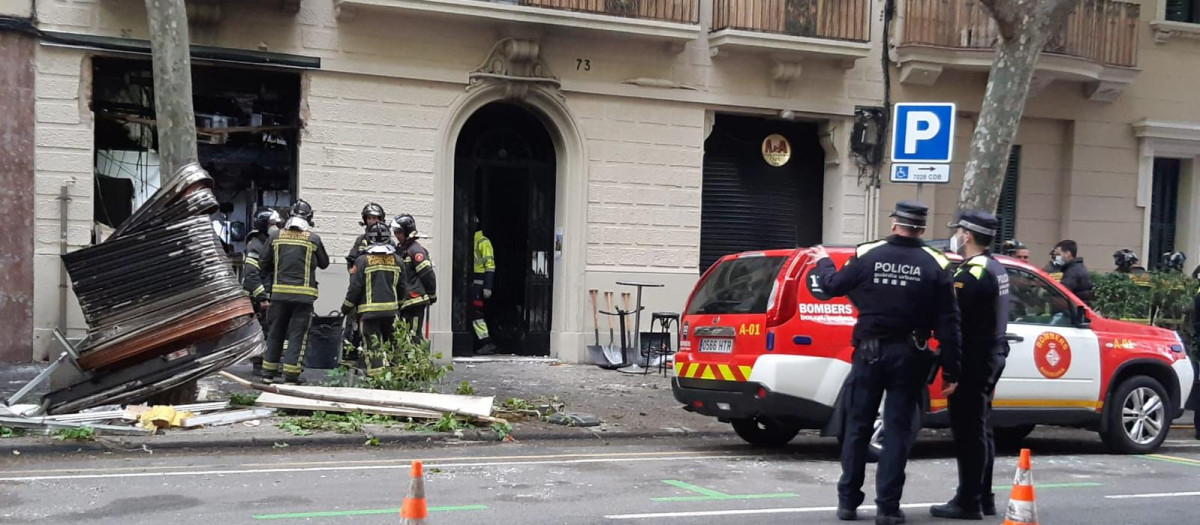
[37,163,263,415]
[219,372,504,424]
[181,408,275,428]
[545,412,601,427]
[0,401,235,436]
[137,406,193,432]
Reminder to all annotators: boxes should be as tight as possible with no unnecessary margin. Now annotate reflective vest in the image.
[344,247,407,320]
[261,228,329,303]
[473,231,495,275]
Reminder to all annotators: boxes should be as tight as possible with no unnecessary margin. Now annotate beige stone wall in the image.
[31,46,93,360]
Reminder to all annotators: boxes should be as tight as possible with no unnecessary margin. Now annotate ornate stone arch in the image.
[429,41,588,360]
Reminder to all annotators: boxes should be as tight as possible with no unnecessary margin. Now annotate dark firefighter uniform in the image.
[259,215,330,382]
[342,242,408,376]
[342,203,387,358]
[932,211,1010,520]
[399,240,436,340]
[472,227,497,354]
[810,201,961,524]
[241,215,275,376]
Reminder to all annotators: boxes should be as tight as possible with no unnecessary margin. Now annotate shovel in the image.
[601,292,624,367]
[587,290,605,365]
[622,292,636,366]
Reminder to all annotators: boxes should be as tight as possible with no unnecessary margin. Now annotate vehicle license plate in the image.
[699,338,734,354]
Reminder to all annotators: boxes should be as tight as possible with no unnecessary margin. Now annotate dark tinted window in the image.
[1006,267,1074,326]
[687,256,787,315]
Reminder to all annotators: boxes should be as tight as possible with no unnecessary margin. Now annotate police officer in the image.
[258,199,330,384]
[471,214,497,355]
[391,213,436,341]
[242,208,281,377]
[810,200,962,525]
[342,222,408,377]
[931,211,1009,520]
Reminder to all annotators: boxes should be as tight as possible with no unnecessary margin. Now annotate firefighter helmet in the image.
[1161,251,1187,272]
[1002,239,1027,256]
[252,208,281,233]
[361,202,386,223]
[291,199,314,220]
[391,213,418,238]
[365,222,392,246]
[1113,249,1139,271]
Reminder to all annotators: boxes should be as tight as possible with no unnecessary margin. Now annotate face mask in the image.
[268,225,280,236]
[1054,255,1064,267]
[949,233,967,254]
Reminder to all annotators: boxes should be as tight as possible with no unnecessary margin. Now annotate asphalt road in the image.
[3,429,1200,524]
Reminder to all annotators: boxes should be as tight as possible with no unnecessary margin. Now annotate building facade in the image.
[8,0,1199,364]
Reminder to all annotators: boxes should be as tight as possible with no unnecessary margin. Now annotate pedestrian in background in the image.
[810,200,962,525]
[932,211,1009,520]
[1051,240,1093,305]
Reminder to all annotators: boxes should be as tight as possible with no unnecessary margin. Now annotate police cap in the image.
[889,200,928,228]
[948,210,998,237]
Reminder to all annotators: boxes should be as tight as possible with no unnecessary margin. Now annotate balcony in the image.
[707,0,873,66]
[896,0,1140,102]
[334,0,702,46]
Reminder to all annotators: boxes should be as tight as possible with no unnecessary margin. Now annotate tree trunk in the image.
[144,0,199,183]
[957,0,1075,214]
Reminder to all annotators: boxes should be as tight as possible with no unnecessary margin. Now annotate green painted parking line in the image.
[991,482,1103,491]
[253,504,488,520]
[652,480,799,502]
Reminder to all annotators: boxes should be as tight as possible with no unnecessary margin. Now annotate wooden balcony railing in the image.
[520,0,700,24]
[902,0,1139,68]
[711,0,871,42]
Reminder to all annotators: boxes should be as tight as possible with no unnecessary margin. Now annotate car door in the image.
[994,267,1102,409]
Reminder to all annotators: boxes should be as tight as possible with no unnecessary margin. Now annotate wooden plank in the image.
[284,386,495,418]
[255,392,446,419]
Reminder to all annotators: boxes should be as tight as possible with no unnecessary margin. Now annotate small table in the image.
[616,281,664,373]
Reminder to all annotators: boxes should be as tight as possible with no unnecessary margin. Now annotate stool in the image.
[647,312,680,376]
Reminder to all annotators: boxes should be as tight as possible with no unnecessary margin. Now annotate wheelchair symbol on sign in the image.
[894,166,909,180]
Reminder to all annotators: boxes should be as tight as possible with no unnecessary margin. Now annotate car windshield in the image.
[688,256,787,315]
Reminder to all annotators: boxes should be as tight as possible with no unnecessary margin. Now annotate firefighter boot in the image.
[283,374,308,386]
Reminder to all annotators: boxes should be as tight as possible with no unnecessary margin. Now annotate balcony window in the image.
[1166,0,1200,24]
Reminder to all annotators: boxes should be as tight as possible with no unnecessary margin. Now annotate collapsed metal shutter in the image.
[993,145,1021,251]
[699,153,806,272]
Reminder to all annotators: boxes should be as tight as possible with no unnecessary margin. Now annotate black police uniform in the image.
[398,239,436,341]
[811,201,962,522]
[932,212,1010,519]
[242,230,272,372]
[259,224,330,381]
[342,245,407,376]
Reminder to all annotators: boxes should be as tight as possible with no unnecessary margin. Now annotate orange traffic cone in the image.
[400,460,428,524]
[1003,448,1038,525]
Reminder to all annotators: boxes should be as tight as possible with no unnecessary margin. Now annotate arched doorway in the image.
[452,102,556,356]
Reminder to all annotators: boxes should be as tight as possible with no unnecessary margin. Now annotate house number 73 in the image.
[576,59,591,71]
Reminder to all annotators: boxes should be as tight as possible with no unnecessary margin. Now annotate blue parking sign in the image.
[891,103,956,163]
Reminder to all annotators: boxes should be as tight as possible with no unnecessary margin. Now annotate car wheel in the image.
[731,417,802,447]
[1101,376,1171,454]
[994,424,1036,450]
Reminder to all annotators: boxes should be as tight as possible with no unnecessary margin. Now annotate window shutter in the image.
[992,145,1021,251]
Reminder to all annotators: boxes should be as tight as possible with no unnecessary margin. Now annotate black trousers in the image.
[399,305,427,342]
[951,347,1007,507]
[264,300,313,377]
[360,316,395,376]
[839,341,927,511]
[250,302,268,367]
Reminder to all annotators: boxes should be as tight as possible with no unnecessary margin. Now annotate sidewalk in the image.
[0,359,729,455]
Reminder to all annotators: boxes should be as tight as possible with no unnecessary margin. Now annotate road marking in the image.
[651,480,799,502]
[606,502,943,520]
[0,454,757,483]
[2,450,738,476]
[1143,453,1200,467]
[253,504,488,520]
[990,482,1102,491]
[1105,491,1200,500]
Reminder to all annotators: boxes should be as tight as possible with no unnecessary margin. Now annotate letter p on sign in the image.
[891,103,956,163]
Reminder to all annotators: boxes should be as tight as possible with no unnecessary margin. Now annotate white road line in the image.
[1105,491,1200,500]
[605,502,943,520]
[0,454,757,483]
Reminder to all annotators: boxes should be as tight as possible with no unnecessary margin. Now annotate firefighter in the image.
[471,214,497,355]
[341,202,387,361]
[258,199,330,384]
[931,211,1009,520]
[242,208,281,377]
[391,213,436,341]
[341,222,408,377]
[1161,251,1187,273]
[809,200,962,525]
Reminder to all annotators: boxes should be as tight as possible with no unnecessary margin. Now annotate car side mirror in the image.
[1073,305,1090,327]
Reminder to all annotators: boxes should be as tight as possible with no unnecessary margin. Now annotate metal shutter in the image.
[699,154,805,271]
[992,145,1021,251]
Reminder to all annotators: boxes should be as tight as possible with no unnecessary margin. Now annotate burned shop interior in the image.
[90,56,301,260]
